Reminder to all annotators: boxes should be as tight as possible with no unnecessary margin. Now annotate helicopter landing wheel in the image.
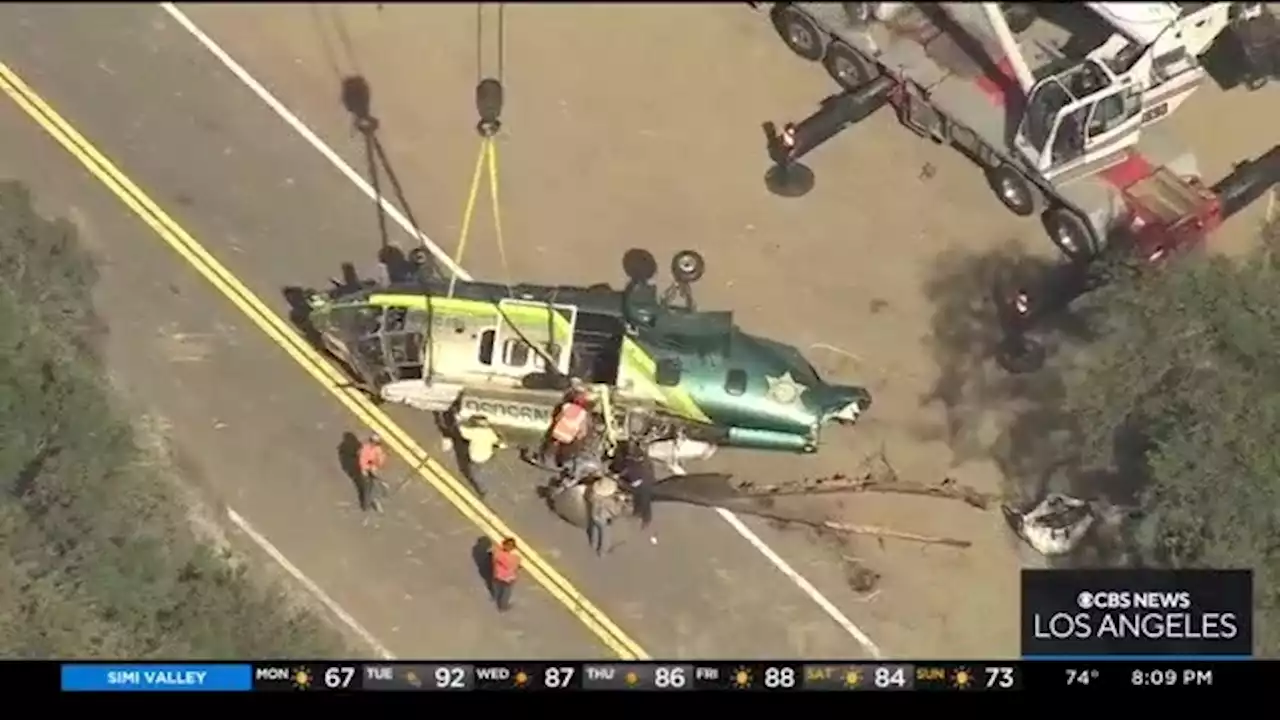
[671,250,706,284]
[408,247,432,266]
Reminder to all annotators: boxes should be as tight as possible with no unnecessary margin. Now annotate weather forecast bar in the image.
[35,660,1271,691]
[253,660,1269,691]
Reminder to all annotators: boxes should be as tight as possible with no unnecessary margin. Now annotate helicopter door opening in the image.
[332,304,389,389]
[1015,60,1143,177]
[380,306,427,382]
[570,311,625,386]
[493,298,577,378]
[353,335,392,389]
[372,304,462,412]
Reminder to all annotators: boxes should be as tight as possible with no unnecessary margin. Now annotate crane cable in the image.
[448,2,512,298]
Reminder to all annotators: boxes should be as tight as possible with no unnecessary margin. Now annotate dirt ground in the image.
[177,2,1278,657]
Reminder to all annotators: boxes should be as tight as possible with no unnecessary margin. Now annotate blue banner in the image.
[61,663,253,692]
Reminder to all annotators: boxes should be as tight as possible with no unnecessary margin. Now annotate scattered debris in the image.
[729,447,1000,510]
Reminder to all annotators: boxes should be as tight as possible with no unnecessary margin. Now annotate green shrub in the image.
[0,180,347,658]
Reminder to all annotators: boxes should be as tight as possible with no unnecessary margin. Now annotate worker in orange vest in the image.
[490,537,521,612]
[528,381,593,468]
[357,433,388,513]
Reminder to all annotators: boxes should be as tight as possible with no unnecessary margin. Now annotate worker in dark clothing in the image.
[587,477,618,557]
[490,537,521,612]
[616,443,655,531]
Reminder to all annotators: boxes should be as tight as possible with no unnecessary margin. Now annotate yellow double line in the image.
[0,60,648,661]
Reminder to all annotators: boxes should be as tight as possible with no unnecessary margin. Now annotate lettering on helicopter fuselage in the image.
[461,398,553,426]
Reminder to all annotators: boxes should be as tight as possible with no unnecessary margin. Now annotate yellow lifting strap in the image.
[592,382,619,457]
[448,117,510,298]
[450,4,510,297]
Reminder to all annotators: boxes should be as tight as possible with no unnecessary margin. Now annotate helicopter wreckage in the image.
[298,248,1083,556]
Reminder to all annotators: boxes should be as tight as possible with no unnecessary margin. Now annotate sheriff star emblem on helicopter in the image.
[765,372,806,405]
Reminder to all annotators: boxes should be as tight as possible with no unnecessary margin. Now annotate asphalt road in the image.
[167,1,1279,662]
[0,4,879,659]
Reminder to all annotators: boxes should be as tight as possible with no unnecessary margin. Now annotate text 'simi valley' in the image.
[108,670,207,687]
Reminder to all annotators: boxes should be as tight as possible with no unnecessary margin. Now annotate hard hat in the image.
[592,476,618,497]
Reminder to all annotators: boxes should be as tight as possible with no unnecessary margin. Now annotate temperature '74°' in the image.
[1066,669,1100,686]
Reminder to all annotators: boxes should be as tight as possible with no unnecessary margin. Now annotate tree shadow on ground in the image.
[918,242,1104,505]
[921,242,1178,569]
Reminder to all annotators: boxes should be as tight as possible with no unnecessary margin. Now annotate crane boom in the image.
[1085,2,1183,46]
[977,2,1036,97]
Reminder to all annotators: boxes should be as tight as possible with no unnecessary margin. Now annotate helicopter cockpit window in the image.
[655,358,682,387]
[384,306,409,333]
[501,338,531,368]
[356,337,384,364]
[477,329,496,366]
[354,336,391,385]
[725,369,747,396]
[355,306,384,337]
[388,333,422,365]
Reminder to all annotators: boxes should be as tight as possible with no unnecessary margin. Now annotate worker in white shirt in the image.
[456,416,505,498]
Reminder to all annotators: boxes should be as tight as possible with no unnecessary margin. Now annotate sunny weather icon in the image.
[291,667,313,690]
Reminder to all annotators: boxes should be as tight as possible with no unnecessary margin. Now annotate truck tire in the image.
[823,41,881,91]
[771,5,826,61]
[1043,207,1098,261]
[987,164,1039,217]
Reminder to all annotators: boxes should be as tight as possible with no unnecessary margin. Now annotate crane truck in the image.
[757,2,1277,262]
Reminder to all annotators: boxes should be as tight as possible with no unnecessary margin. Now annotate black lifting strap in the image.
[475,77,504,137]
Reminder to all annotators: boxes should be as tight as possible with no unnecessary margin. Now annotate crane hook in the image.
[475,77,504,137]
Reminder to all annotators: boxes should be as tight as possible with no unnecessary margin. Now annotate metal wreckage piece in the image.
[547,446,993,549]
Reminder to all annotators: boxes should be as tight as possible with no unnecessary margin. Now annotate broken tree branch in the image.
[821,520,972,548]
[730,445,999,510]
